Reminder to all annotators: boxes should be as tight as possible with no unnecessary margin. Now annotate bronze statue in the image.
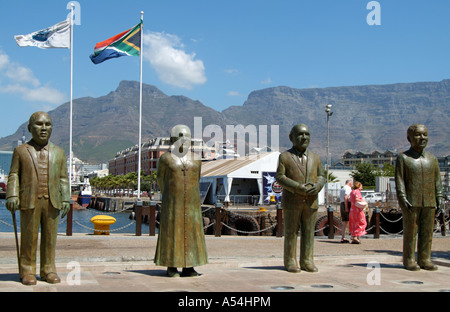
[276,124,325,273]
[6,111,70,285]
[395,124,443,271]
[154,125,208,277]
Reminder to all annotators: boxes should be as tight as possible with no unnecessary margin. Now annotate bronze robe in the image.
[154,151,208,268]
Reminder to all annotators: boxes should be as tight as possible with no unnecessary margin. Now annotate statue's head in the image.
[28,111,52,146]
[407,124,428,152]
[170,125,191,155]
[289,123,310,153]
[170,125,191,143]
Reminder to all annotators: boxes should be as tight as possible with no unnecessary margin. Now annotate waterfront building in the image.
[340,150,398,169]
[68,156,108,183]
[108,137,215,176]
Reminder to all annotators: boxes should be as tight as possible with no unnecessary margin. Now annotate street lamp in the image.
[325,104,333,209]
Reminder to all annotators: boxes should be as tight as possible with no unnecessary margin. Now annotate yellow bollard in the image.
[90,215,116,235]
[270,195,276,204]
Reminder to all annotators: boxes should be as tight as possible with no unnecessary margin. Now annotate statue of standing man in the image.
[395,124,443,271]
[154,125,208,277]
[276,124,325,273]
[6,111,70,285]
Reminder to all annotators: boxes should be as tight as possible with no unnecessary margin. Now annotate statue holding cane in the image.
[6,111,70,285]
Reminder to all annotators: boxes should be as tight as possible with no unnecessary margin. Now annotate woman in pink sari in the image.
[349,181,367,244]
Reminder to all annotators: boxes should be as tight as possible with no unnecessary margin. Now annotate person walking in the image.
[339,179,353,243]
[349,181,367,244]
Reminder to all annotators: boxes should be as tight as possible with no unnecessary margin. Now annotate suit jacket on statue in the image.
[6,141,70,210]
[276,148,325,210]
[395,148,443,208]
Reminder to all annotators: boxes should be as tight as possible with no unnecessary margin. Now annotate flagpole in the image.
[69,3,74,198]
[137,11,144,200]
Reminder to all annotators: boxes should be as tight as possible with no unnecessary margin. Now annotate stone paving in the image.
[0,233,449,295]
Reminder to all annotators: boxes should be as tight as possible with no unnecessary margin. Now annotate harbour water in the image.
[0,199,146,234]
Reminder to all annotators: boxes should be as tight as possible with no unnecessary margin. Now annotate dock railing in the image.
[1,194,448,238]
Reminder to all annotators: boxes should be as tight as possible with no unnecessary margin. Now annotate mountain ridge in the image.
[0,79,448,163]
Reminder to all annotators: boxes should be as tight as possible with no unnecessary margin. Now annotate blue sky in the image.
[0,0,449,138]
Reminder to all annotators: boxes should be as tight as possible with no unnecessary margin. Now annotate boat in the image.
[77,175,92,208]
[0,181,6,199]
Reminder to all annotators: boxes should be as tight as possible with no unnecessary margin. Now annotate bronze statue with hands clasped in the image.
[276,124,325,273]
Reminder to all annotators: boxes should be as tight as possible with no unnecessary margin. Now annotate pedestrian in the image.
[349,181,367,244]
[339,179,353,243]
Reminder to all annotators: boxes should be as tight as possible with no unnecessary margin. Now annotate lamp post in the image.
[325,104,333,208]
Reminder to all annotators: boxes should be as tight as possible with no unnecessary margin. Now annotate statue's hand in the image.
[398,197,412,211]
[60,202,71,218]
[295,183,308,195]
[6,197,19,212]
[305,183,321,195]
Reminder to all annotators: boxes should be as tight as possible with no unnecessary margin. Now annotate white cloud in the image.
[224,68,239,74]
[0,50,65,106]
[5,63,40,87]
[0,53,9,70]
[261,76,274,85]
[227,91,244,97]
[143,31,207,89]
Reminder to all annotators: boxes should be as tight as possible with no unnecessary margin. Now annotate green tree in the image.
[324,169,339,183]
[377,163,395,177]
[350,162,376,187]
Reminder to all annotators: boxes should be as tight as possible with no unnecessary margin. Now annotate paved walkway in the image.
[0,232,449,294]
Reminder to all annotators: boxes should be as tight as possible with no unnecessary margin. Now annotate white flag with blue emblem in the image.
[14,19,70,49]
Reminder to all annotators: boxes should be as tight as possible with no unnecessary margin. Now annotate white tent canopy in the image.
[200,152,280,205]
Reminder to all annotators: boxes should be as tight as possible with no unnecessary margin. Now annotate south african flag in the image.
[90,21,141,64]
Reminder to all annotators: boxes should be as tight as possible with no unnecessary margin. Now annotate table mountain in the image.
[223,80,450,159]
[0,79,448,163]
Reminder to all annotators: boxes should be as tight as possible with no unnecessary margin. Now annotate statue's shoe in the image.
[181,267,200,277]
[21,274,37,286]
[301,263,318,273]
[167,267,180,277]
[41,273,61,284]
[419,261,438,271]
[404,261,420,271]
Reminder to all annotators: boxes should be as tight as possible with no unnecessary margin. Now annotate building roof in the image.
[201,152,280,178]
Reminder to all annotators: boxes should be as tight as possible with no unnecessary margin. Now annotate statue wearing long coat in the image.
[154,151,208,268]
